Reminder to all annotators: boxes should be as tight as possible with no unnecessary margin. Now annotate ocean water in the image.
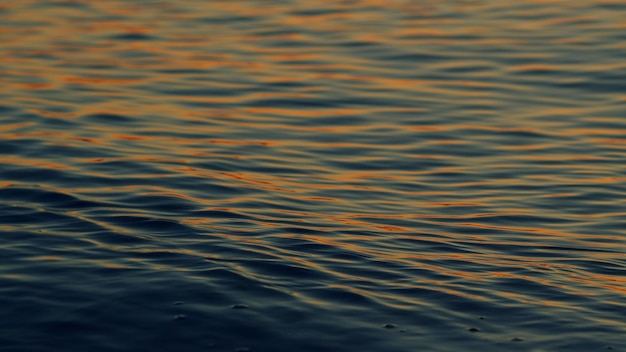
[1,0,625,351]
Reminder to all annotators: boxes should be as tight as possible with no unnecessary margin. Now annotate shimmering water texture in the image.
[1,0,625,351]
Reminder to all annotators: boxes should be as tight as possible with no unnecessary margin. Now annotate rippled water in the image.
[1,1,625,351]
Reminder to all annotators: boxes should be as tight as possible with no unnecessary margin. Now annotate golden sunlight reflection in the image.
[1,0,624,350]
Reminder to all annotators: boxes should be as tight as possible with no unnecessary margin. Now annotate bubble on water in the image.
[383,324,396,329]
[174,314,187,320]
[231,304,249,309]
[468,327,480,332]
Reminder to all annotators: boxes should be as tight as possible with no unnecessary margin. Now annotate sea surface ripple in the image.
[1,1,625,351]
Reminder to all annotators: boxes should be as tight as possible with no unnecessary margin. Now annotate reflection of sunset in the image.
[1,0,624,351]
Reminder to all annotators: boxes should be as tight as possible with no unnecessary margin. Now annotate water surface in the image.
[1,1,625,351]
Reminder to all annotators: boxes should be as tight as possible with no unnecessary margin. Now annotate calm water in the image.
[1,1,625,351]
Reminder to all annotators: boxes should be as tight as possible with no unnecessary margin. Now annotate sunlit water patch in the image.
[1,0,625,351]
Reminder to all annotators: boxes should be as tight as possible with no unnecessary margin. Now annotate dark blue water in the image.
[1,1,625,351]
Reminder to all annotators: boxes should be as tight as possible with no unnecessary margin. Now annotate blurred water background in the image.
[1,0,625,351]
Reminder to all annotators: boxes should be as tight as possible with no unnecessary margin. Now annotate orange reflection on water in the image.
[1,155,70,170]
[63,76,142,85]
